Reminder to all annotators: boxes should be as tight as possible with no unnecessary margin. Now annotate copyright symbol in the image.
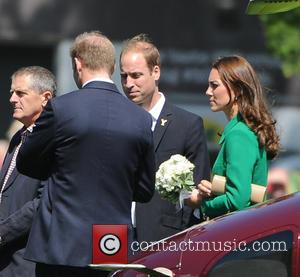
[99,234,121,255]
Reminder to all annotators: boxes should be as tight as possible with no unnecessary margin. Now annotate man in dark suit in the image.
[0,66,56,277]
[120,34,211,243]
[17,31,155,276]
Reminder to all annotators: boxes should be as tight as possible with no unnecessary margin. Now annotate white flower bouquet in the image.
[155,154,195,205]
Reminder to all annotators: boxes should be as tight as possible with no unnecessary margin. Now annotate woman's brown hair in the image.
[213,55,280,159]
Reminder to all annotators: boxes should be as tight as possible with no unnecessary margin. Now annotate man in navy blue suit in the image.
[0,66,56,277]
[120,34,210,243]
[17,31,155,276]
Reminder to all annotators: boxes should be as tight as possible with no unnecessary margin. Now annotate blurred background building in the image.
[0,0,299,191]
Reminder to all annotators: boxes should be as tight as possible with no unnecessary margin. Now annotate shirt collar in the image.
[19,124,35,142]
[82,77,113,88]
[149,92,165,122]
[148,93,166,131]
[26,124,35,133]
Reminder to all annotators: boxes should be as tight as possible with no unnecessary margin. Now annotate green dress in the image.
[201,114,268,218]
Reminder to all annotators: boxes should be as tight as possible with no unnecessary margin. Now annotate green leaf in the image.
[246,0,300,15]
[259,8,300,77]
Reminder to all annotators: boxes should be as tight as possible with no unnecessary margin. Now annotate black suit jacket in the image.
[136,101,210,242]
[16,81,155,267]
[0,130,44,277]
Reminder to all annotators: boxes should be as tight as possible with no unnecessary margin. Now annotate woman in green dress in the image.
[189,55,280,218]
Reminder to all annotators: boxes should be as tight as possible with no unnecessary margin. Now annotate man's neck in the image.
[143,91,161,112]
[81,70,112,86]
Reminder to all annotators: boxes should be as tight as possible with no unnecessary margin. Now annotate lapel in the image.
[2,167,19,192]
[0,147,14,185]
[153,102,173,151]
[219,113,242,145]
[0,130,22,191]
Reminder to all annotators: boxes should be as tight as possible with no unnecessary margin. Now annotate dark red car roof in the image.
[116,193,300,276]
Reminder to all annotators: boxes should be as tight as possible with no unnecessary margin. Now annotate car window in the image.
[208,230,293,277]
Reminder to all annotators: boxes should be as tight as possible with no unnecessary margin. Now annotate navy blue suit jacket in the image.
[16,81,155,267]
[0,130,44,277]
[136,102,210,242]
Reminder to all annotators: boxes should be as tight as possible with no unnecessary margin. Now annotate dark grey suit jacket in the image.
[136,101,210,242]
[0,130,44,277]
[17,81,155,267]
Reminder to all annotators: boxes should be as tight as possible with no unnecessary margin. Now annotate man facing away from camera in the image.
[17,31,155,277]
[120,34,210,243]
[0,66,56,277]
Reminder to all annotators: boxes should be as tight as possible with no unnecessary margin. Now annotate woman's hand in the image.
[198,180,212,198]
[186,180,213,208]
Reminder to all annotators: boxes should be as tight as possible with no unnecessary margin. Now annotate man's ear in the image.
[41,91,53,107]
[74,57,83,72]
[153,65,160,81]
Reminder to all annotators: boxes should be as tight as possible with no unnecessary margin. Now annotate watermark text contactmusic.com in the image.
[92,225,288,264]
[131,239,288,253]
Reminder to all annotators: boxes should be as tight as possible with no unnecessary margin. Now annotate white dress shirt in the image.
[131,93,165,227]
[82,77,113,88]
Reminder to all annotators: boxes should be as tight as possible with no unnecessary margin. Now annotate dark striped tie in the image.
[0,131,27,203]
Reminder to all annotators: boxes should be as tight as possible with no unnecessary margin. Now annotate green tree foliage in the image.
[260,8,300,77]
